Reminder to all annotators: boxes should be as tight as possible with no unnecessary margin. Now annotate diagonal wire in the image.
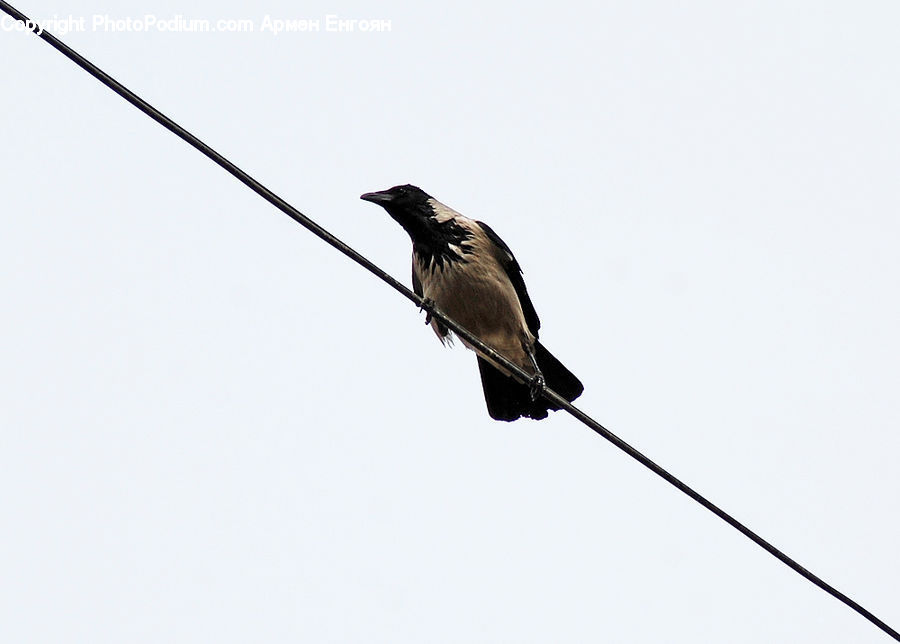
[1,2,897,640]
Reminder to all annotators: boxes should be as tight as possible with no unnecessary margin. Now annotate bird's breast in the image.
[414,251,533,368]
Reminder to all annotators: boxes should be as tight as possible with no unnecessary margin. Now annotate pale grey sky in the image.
[1,1,898,642]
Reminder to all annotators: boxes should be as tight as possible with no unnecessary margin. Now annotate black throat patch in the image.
[373,188,475,271]
[413,217,473,272]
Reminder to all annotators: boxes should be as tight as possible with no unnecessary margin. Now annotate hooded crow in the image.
[361,184,583,421]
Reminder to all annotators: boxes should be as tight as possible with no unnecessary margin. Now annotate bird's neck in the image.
[409,217,473,271]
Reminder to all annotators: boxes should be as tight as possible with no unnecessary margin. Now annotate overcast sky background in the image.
[1,1,898,642]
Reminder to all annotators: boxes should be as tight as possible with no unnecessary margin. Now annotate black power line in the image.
[1,2,896,640]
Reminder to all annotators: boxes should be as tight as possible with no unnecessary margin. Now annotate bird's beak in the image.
[360,190,394,204]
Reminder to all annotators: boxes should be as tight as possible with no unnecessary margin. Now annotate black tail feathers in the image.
[477,342,583,422]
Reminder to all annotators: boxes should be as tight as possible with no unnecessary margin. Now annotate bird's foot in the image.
[528,373,545,401]
[418,297,435,325]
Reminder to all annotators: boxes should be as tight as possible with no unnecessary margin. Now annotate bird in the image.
[361,184,583,421]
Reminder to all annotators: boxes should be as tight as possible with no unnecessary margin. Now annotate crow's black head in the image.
[361,184,438,238]
[361,184,433,217]
[361,184,472,268]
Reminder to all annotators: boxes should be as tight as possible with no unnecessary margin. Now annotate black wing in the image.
[476,221,541,338]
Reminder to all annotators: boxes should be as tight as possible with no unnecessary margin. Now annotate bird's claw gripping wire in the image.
[522,341,545,401]
[418,297,436,325]
[528,373,546,401]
